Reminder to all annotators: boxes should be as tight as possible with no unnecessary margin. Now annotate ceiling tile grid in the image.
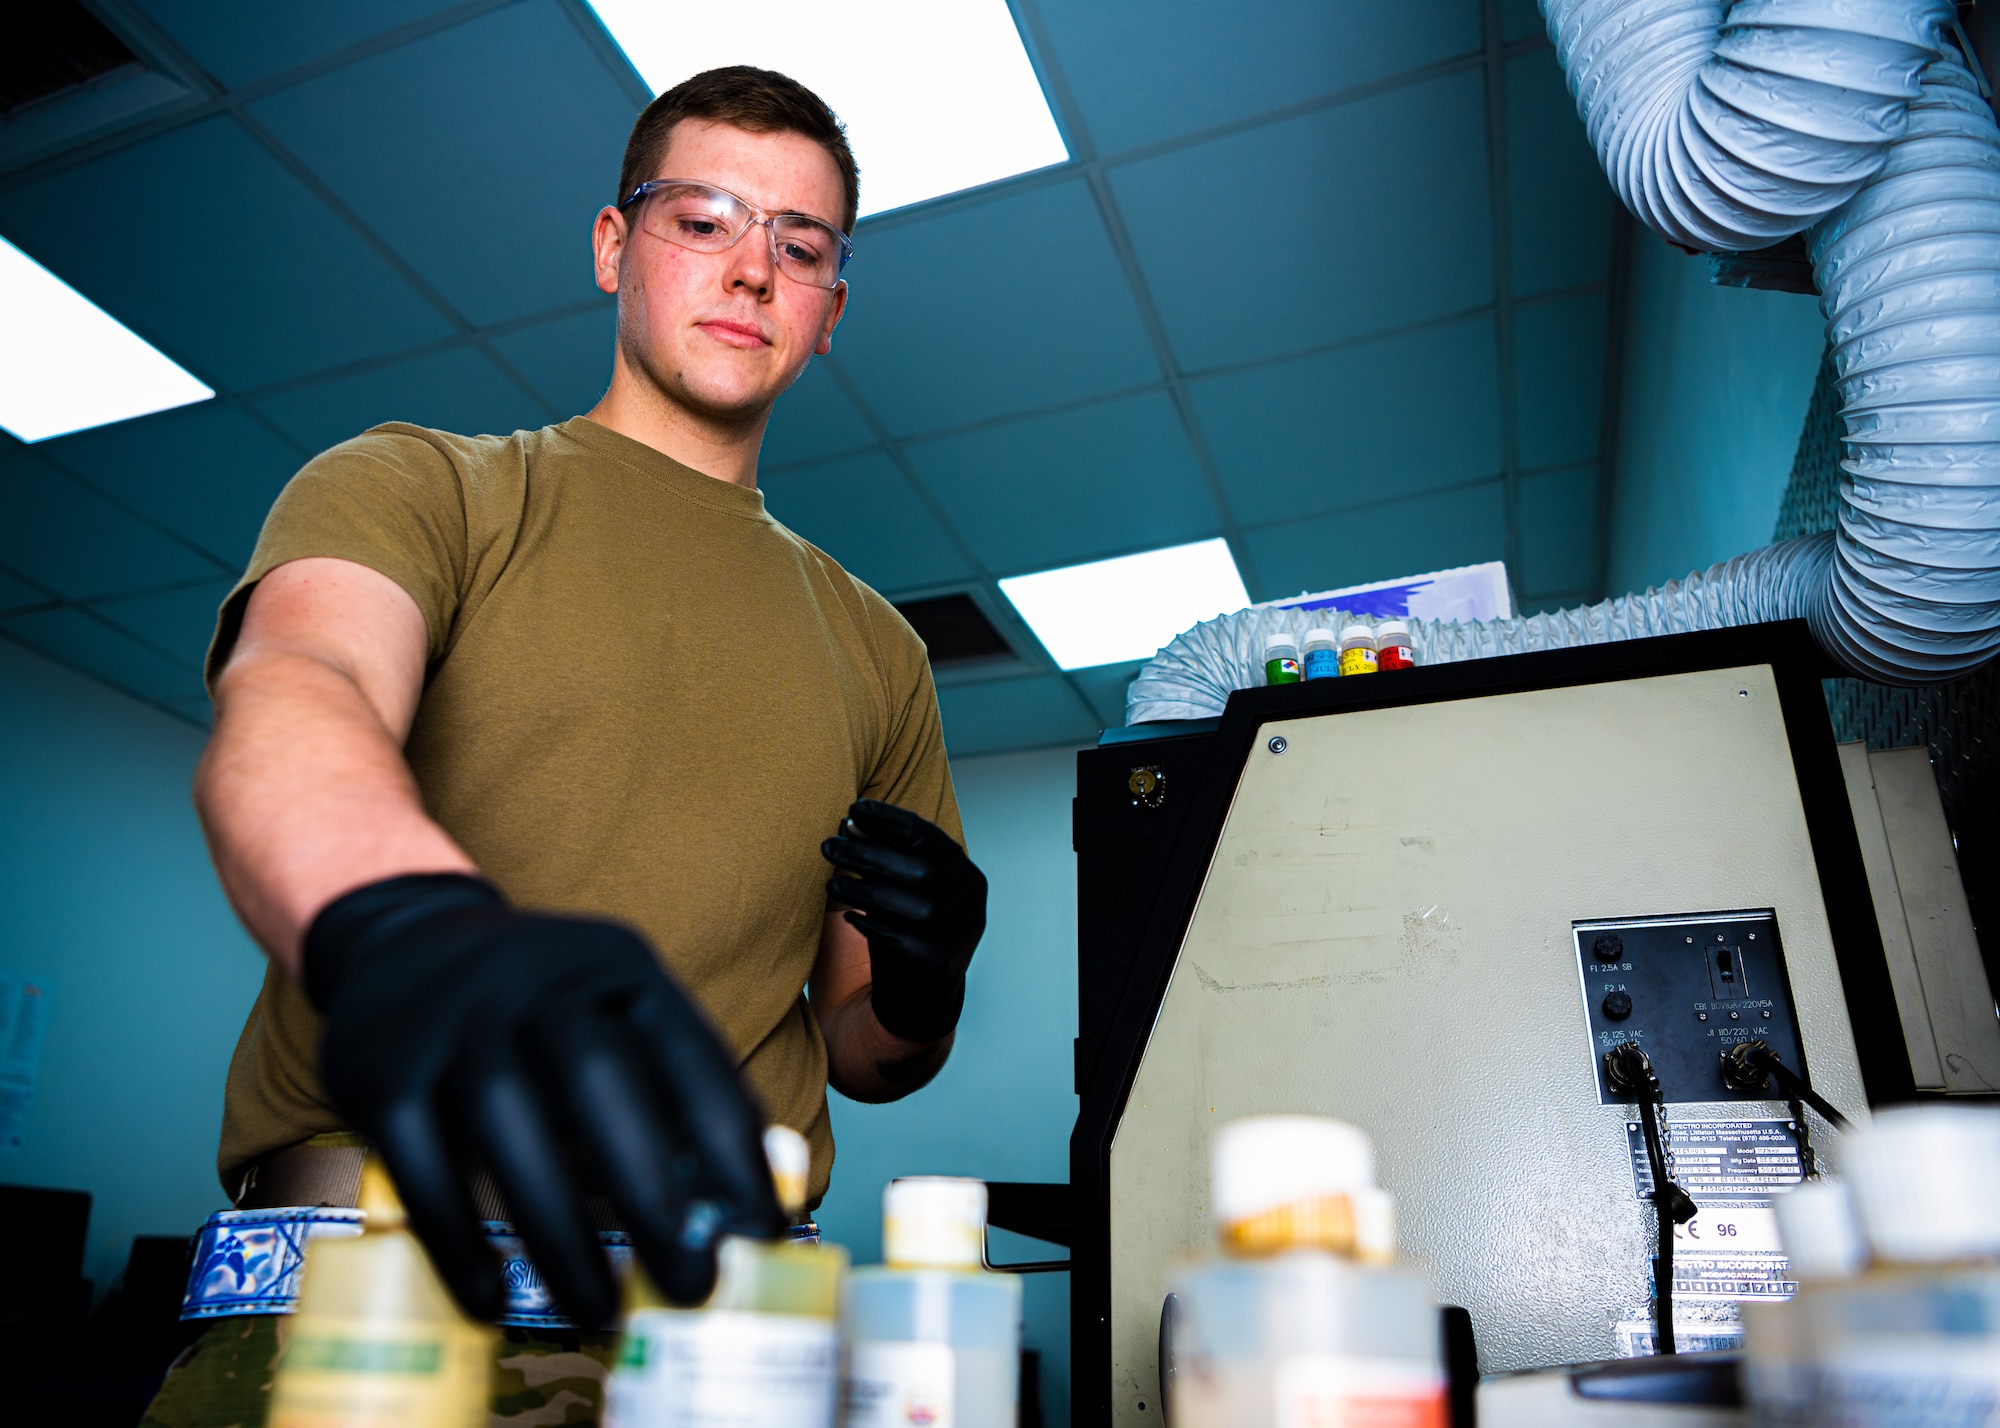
[0,0,1623,749]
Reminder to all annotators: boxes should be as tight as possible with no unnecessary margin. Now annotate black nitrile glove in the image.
[821,799,987,1043]
[304,873,782,1327]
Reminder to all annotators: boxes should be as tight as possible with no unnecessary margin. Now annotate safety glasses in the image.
[619,179,853,289]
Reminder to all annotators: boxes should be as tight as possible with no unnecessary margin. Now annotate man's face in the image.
[593,121,849,427]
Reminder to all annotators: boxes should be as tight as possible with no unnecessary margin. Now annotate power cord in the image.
[1719,1040,1854,1131]
[1606,1042,1698,1355]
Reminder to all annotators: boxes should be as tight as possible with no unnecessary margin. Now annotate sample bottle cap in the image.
[1212,1115,1376,1226]
[1303,627,1338,650]
[1845,1105,2000,1264]
[1262,633,1299,657]
[1353,1185,1397,1265]
[764,1125,811,1219]
[1774,1179,1866,1281]
[356,1155,408,1231]
[883,1176,987,1270]
[1339,624,1376,648]
[1377,619,1412,642]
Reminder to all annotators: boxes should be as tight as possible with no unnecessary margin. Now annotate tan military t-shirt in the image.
[208,416,962,1206]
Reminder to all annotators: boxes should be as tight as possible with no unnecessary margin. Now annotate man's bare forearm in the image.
[196,646,474,975]
[819,993,954,1102]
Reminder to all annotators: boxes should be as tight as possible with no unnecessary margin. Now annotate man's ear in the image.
[592,207,628,297]
[815,280,849,357]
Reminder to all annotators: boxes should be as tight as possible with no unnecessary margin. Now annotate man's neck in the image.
[584,365,767,489]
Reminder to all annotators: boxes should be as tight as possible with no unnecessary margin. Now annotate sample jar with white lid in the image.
[1302,628,1340,681]
[1337,625,1378,676]
[1167,1115,1441,1428]
[844,1177,1021,1428]
[1792,1107,2000,1427]
[1263,634,1302,686]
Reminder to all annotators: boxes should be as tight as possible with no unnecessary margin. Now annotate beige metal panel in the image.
[1836,742,1947,1089]
[1107,667,1866,1424]
[1869,746,2000,1093]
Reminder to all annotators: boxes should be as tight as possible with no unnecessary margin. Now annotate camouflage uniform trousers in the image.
[139,1314,619,1427]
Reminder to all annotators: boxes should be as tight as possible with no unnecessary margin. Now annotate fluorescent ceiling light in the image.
[1000,538,1252,671]
[585,0,1069,218]
[0,236,212,443]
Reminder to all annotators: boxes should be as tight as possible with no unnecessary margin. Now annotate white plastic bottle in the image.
[1742,1177,1870,1427]
[843,1176,1022,1428]
[605,1126,847,1428]
[1167,1115,1442,1428]
[1810,1106,2000,1427]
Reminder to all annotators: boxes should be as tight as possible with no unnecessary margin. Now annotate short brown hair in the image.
[616,66,860,234]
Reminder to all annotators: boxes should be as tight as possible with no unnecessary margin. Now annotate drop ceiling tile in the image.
[0,569,52,610]
[936,673,1097,756]
[1514,290,1607,471]
[39,403,304,568]
[1508,48,1616,298]
[834,180,1158,435]
[763,361,877,470]
[254,346,549,457]
[1040,0,1481,155]
[136,0,476,88]
[0,116,455,390]
[0,606,206,705]
[0,452,224,600]
[760,451,974,595]
[488,305,617,419]
[1241,480,1507,601]
[248,1,631,326]
[1502,0,1547,43]
[906,391,1218,574]
[91,579,237,669]
[1068,658,1148,729]
[1112,70,1495,373]
[1519,462,1599,597]
[1190,315,1502,527]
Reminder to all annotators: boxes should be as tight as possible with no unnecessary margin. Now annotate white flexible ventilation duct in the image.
[1127,0,2000,724]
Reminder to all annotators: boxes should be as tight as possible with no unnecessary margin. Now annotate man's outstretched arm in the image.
[195,556,475,971]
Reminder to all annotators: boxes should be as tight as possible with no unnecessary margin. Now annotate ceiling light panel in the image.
[585,0,1069,219]
[0,235,212,443]
[1000,538,1251,671]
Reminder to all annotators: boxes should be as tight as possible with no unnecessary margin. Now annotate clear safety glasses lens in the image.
[635,183,848,289]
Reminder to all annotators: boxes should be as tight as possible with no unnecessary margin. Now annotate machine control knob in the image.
[1593,932,1624,962]
[1602,990,1633,1021]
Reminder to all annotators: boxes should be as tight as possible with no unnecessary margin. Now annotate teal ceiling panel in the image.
[1111,70,1493,374]
[1038,0,1480,155]
[906,391,1218,574]
[835,180,1157,435]
[488,304,616,420]
[1241,480,1507,601]
[0,116,455,390]
[91,579,236,670]
[0,453,224,600]
[1508,49,1616,299]
[763,361,878,470]
[0,606,206,705]
[760,451,975,595]
[1190,315,1503,526]
[39,403,303,569]
[253,346,550,457]
[1518,463,1599,598]
[1503,0,1547,44]
[136,0,477,89]
[1514,290,1607,471]
[248,1,629,326]
[936,673,1097,756]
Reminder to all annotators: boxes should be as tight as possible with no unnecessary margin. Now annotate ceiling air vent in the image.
[3,1,139,116]
[893,593,1014,666]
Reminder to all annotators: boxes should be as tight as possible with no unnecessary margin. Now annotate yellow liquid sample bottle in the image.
[268,1155,495,1428]
[605,1125,849,1427]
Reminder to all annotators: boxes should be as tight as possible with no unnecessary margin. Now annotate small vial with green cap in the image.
[1263,634,1302,686]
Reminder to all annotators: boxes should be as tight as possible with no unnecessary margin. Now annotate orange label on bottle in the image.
[1275,1354,1446,1428]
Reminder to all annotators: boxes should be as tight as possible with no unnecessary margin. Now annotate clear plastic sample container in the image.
[844,1176,1022,1428]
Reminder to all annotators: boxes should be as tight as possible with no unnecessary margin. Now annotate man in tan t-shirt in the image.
[183,63,988,1346]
